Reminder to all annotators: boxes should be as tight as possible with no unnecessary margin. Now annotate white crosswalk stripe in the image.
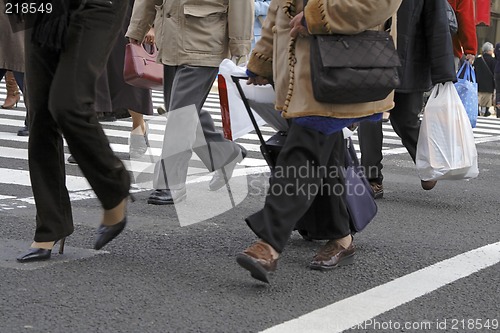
[1,80,500,210]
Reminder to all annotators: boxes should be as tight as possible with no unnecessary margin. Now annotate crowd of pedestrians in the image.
[0,0,489,283]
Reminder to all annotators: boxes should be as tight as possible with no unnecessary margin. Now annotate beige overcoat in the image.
[126,0,254,67]
[247,0,402,119]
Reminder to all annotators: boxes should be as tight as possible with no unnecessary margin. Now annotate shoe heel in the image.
[58,237,66,255]
[338,253,355,266]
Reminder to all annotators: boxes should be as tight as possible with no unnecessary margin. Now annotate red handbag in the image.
[123,43,163,90]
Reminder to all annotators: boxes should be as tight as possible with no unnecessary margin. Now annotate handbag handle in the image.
[469,62,477,83]
[128,42,158,61]
[457,61,467,78]
[457,61,476,83]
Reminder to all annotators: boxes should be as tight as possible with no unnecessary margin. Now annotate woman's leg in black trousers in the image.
[26,1,130,242]
[26,43,73,242]
[388,92,424,163]
[358,120,384,183]
[246,123,351,253]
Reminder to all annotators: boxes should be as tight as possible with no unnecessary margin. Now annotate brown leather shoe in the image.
[421,180,437,190]
[309,239,355,271]
[369,182,384,199]
[236,240,278,283]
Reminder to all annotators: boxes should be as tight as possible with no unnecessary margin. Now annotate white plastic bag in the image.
[416,82,479,181]
[218,59,270,139]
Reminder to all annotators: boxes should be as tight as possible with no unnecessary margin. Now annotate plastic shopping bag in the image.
[416,82,479,181]
[218,59,271,140]
[454,61,478,128]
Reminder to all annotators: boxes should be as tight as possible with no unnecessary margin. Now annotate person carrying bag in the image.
[416,82,479,181]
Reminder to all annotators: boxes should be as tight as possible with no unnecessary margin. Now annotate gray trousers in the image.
[153,65,240,190]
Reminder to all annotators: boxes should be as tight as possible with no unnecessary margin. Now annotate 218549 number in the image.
[4,2,53,14]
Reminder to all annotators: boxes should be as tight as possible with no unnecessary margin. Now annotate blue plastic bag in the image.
[454,62,478,128]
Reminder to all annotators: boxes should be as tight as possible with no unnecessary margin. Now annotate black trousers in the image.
[358,120,383,183]
[358,91,424,181]
[246,122,351,253]
[389,92,423,163]
[25,0,130,242]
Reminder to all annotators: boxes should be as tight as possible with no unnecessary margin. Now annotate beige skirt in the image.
[478,92,494,107]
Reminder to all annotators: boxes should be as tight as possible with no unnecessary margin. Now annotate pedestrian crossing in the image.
[1,81,500,210]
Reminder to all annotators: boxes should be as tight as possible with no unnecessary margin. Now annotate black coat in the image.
[494,43,500,73]
[396,0,457,92]
[474,53,496,93]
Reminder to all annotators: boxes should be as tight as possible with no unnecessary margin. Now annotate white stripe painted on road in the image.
[14,166,272,205]
[0,118,25,127]
[474,135,500,144]
[0,168,91,190]
[473,127,500,135]
[0,109,27,117]
[0,146,28,159]
[261,241,500,333]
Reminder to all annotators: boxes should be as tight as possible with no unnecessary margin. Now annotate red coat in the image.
[448,0,478,58]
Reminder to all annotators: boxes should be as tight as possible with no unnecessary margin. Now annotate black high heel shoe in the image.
[17,238,66,263]
[94,217,127,250]
[94,195,134,250]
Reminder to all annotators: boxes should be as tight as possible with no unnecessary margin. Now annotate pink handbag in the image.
[123,43,163,90]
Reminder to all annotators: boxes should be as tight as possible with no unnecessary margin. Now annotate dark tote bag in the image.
[343,137,378,232]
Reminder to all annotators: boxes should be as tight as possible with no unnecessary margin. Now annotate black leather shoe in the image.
[94,217,127,250]
[147,188,187,205]
[209,145,248,191]
[17,248,51,263]
[17,126,29,137]
[97,112,116,122]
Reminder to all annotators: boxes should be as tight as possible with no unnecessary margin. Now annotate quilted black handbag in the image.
[310,29,401,104]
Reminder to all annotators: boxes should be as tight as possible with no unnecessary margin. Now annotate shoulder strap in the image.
[481,56,494,77]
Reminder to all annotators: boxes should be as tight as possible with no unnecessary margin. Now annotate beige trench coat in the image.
[126,0,254,67]
[0,12,25,72]
[247,0,402,119]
